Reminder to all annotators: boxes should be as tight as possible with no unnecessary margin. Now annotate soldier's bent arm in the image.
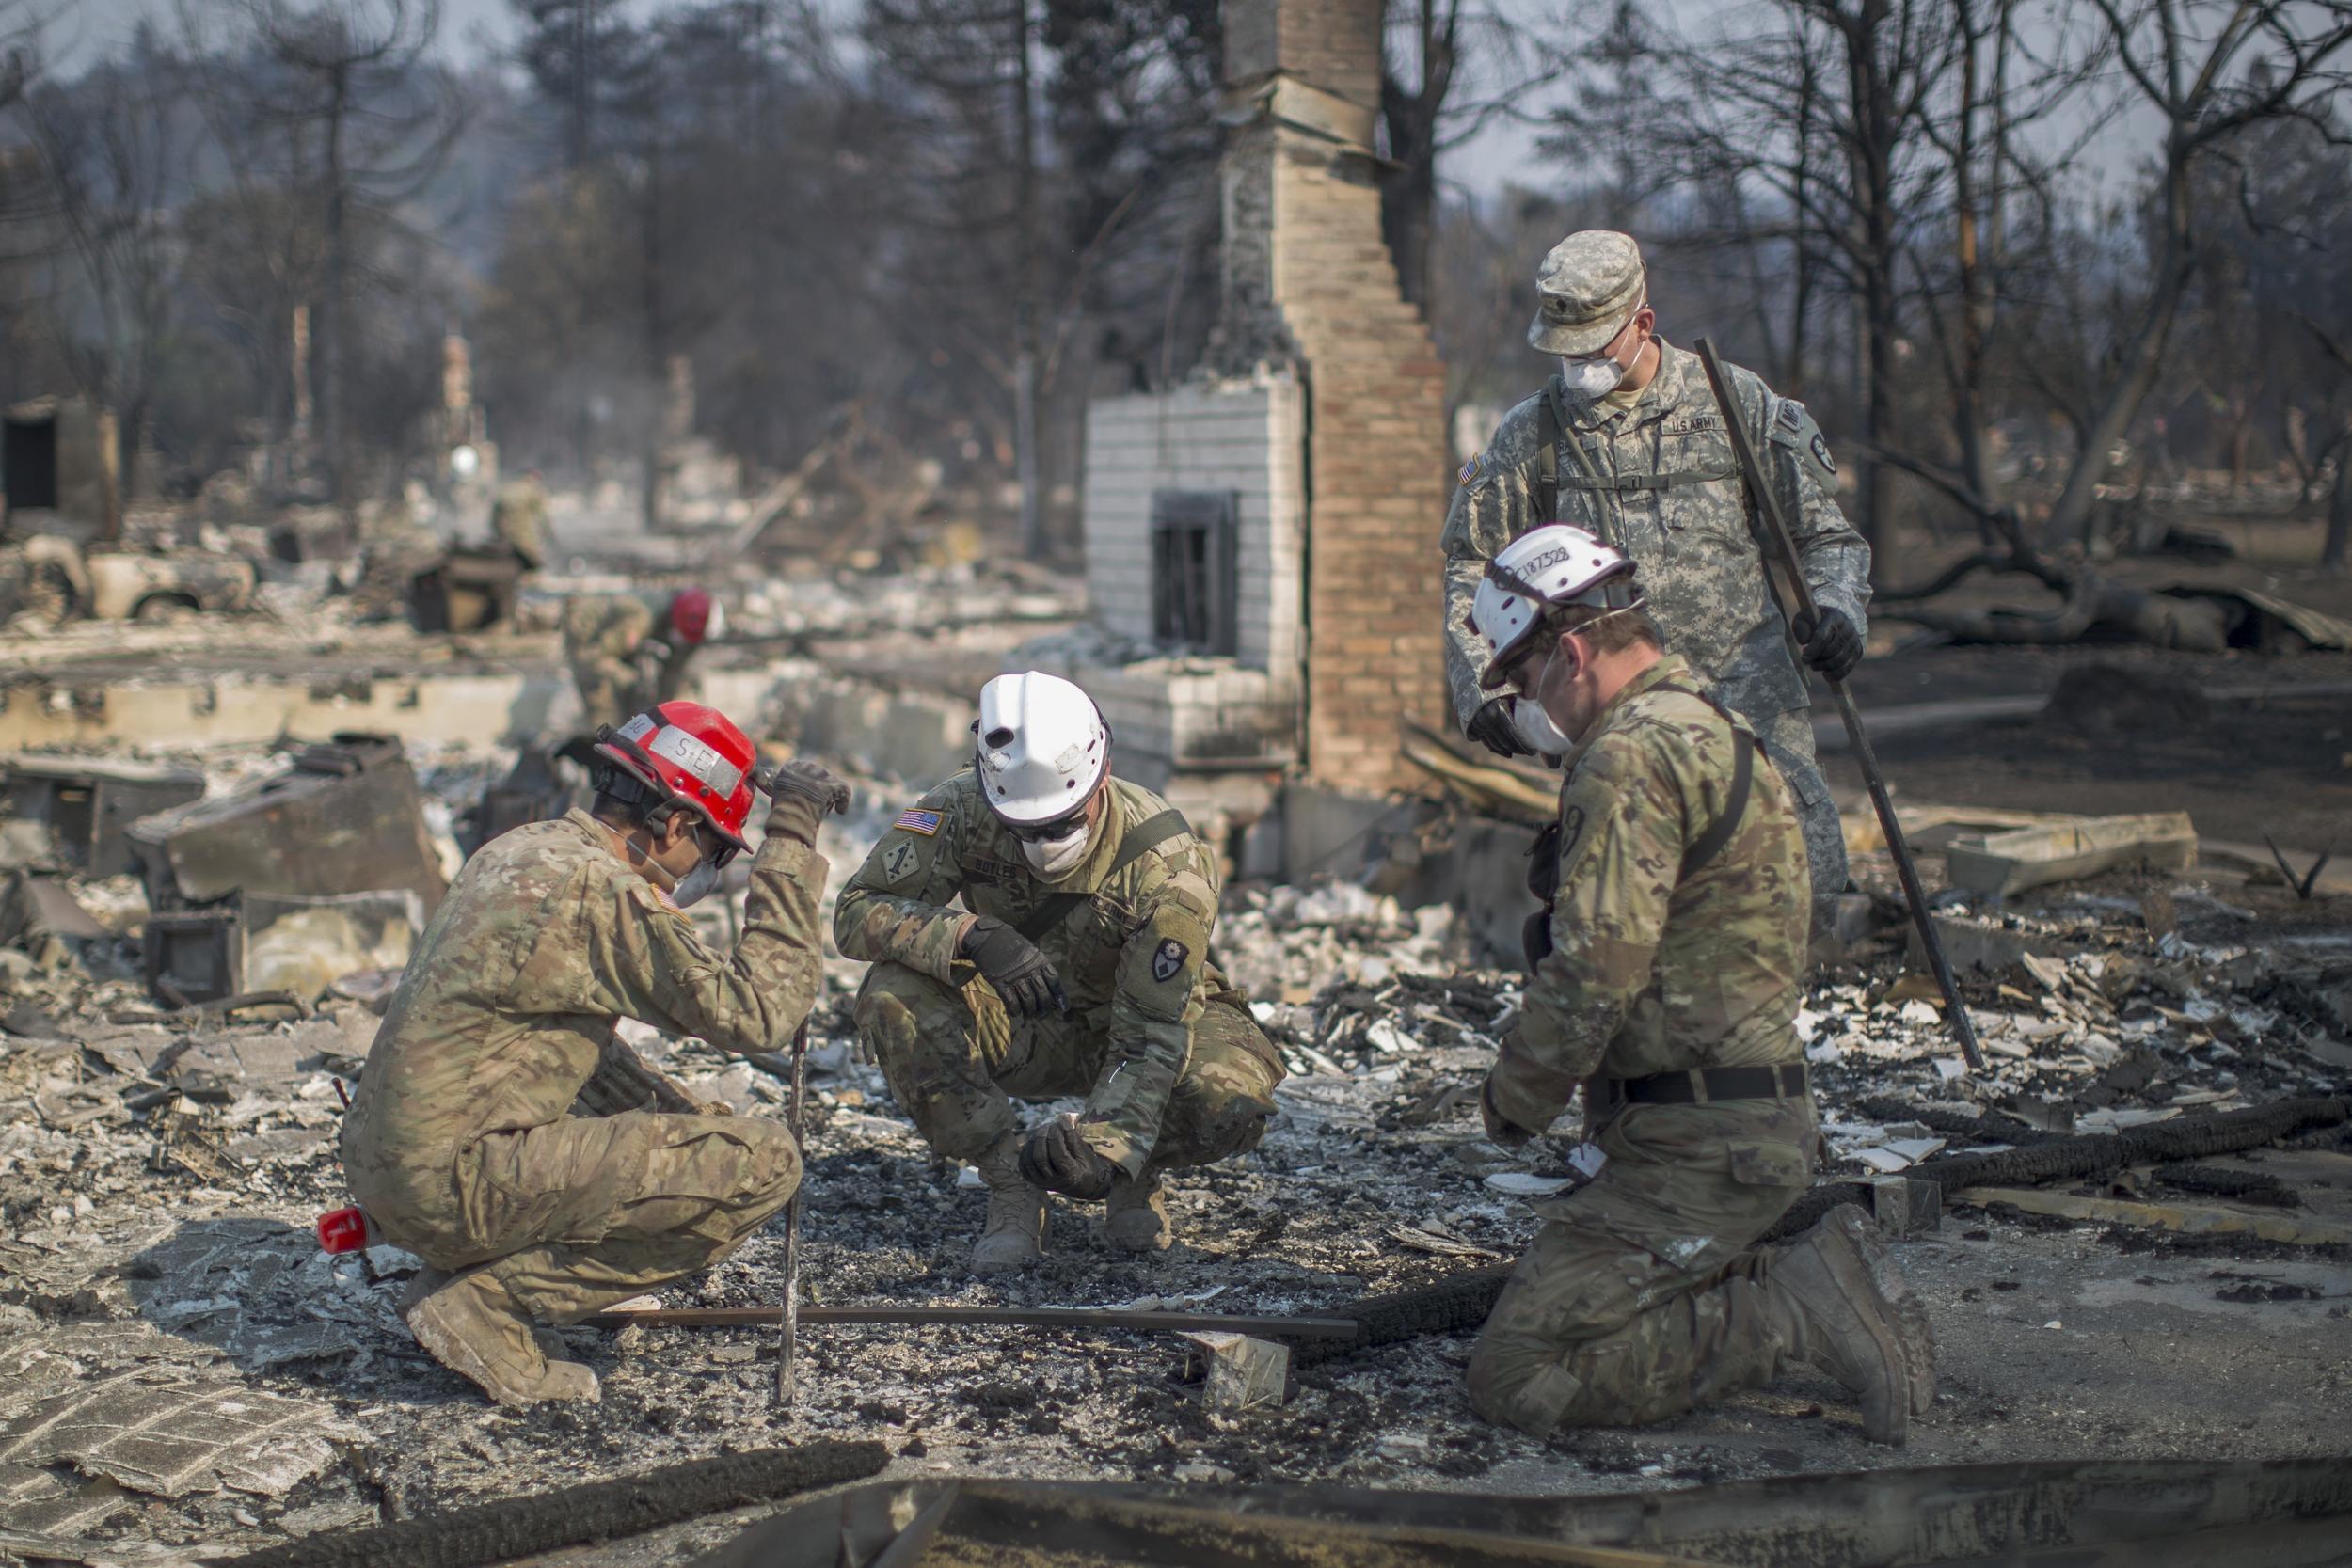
[833,784,976,983]
[1739,372,1872,635]
[1087,847,1221,1176]
[1486,734,1679,1133]
[1439,397,1547,728]
[574,832,829,1058]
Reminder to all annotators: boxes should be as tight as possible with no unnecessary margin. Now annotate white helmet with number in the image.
[1470,524,1640,689]
[974,671,1110,826]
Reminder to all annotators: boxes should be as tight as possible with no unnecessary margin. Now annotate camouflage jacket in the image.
[1486,655,1811,1137]
[562,595,695,726]
[1442,341,1871,731]
[490,479,550,569]
[834,771,1225,1174]
[341,808,826,1229]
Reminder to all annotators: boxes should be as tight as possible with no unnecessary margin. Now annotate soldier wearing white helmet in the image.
[1458,523,1931,1448]
[834,671,1285,1273]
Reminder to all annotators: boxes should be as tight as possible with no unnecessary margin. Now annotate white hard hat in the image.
[974,671,1110,826]
[1470,524,1639,689]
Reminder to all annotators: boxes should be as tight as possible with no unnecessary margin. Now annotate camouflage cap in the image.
[1526,230,1646,356]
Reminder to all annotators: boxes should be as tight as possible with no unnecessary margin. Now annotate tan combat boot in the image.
[971,1140,1047,1275]
[1764,1204,1914,1445]
[1104,1170,1171,1252]
[1849,1212,1938,1415]
[403,1268,600,1406]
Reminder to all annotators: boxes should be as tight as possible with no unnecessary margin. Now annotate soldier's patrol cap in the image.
[1527,230,1647,356]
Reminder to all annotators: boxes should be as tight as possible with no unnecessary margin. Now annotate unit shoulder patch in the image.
[1151,938,1187,984]
[1809,432,1836,474]
[881,837,922,886]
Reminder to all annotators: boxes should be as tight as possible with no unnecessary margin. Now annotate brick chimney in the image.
[1057,0,1447,812]
[1214,0,1448,792]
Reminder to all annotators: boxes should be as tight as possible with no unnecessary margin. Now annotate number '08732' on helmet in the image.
[1470,524,1641,689]
[973,671,1109,828]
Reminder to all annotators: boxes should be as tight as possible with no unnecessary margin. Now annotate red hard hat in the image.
[670,588,714,646]
[593,700,756,850]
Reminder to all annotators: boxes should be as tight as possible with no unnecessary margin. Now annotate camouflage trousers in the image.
[1468,1096,1815,1436]
[372,1111,800,1325]
[1758,708,1845,943]
[853,961,1282,1172]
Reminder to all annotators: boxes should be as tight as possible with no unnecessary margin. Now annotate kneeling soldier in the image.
[835,671,1284,1272]
[340,701,850,1404]
[1462,525,1933,1444]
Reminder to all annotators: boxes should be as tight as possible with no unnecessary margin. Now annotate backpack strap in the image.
[1012,808,1192,944]
[1536,384,1564,524]
[1647,683,1757,877]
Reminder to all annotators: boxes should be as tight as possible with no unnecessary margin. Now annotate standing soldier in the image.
[1461,525,1932,1445]
[835,672,1284,1273]
[564,587,720,733]
[1442,230,1870,940]
[490,467,552,570]
[340,700,850,1405]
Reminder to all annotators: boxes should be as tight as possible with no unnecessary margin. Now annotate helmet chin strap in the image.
[614,824,682,892]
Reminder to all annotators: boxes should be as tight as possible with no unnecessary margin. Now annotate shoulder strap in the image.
[1648,683,1756,877]
[1012,807,1192,944]
[1537,384,1563,523]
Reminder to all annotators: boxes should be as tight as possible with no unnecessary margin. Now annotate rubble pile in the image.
[0,721,2346,1560]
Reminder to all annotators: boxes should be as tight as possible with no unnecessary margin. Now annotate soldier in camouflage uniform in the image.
[341,700,850,1405]
[1461,526,1932,1445]
[835,672,1283,1273]
[490,469,551,570]
[1442,230,1872,941]
[562,587,716,732]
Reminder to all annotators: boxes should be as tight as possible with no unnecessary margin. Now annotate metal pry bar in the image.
[1693,336,1983,1072]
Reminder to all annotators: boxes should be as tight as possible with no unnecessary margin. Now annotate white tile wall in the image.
[1080,372,1307,679]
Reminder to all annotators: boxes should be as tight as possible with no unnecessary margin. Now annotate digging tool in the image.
[774,1019,810,1408]
[587,1304,1364,1338]
[1693,337,1983,1072]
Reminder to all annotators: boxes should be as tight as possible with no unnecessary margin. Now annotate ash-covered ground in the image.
[2,740,2348,1562]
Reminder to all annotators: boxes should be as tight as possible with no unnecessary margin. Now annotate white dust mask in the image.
[670,857,723,909]
[1512,697,1572,759]
[1021,822,1092,880]
[1560,352,1626,401]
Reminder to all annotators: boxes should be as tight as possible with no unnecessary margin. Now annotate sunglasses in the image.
[695,821,740,871]
[1002,815,1087,845]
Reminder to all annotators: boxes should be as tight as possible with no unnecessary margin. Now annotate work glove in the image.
[1466,696,1534,759]
[1793,607,1863,682]
[1019,1114,1117,1200]
[755,759,850,846]
[1480,1079,1536,1151]
[961,916,1068,1018]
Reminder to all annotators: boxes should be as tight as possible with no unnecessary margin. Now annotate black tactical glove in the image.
[1793,607,1863,682]
[1466,696,1534,759]
[755,759,851,846]
[1480,1078,1537,1151]
[961,916,1068,1018]
[1019,1115,1116,1199]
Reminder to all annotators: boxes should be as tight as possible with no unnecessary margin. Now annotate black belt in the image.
[1600,1064,1808,1107]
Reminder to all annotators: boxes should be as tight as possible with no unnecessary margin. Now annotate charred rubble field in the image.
[2,747,2349,1565]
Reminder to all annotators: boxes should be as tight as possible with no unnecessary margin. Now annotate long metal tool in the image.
[774,1020,810,1408]
[1693,337,1982,1072]
[588,1304,1366,1339]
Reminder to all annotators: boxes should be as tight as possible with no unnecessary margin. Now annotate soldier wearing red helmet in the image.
[562,587,723,732]
[339,700,850,1407]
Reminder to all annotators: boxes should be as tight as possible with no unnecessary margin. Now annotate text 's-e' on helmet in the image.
[592,699,757,852]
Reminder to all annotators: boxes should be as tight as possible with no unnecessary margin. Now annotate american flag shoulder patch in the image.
[1458,453,1481,485]
[894,808,942,836]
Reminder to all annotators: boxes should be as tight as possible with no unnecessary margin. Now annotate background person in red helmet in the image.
[338,700,849,1406]
[562,586,723,732]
